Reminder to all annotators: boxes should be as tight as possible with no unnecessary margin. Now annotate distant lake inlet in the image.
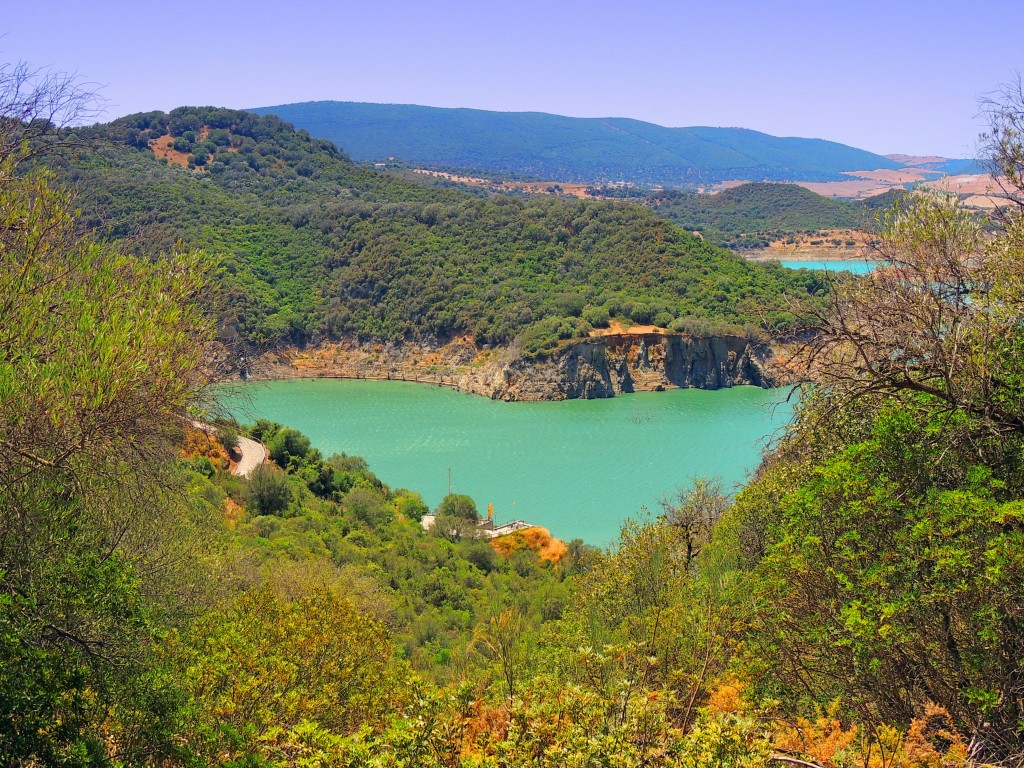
[780,259,876,274]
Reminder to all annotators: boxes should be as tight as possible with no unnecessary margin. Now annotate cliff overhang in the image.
[240,332,777,401]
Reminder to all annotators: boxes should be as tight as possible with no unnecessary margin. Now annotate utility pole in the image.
[448,468,452,495]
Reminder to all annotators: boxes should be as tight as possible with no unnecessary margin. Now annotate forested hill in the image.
[249,101,903,185]
[646,183,900,248]
[67,107,823,351]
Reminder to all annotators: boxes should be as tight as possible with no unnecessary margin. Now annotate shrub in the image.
[246,465,291,515]
[345,487,390,528]
[582,304,610,328]
[395,491,429,522]
[267,427,313,467]
[654,310,674,328]
[436,493,479,521]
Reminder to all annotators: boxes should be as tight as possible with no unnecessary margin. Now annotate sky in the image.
[3,0,1021,158]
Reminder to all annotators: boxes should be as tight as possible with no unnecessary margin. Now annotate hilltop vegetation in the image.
[647,183,902,248]
[250,100,904,185]
[64,107,824,352]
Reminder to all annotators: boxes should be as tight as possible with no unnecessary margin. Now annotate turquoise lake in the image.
[780,259,875,274]
[226,380,794,546]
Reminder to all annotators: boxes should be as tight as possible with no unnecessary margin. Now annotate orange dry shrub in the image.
[180,425,230,470]
[901,704,970,768]
[705,675,750,715]
[222,497,244,529]
[774,703,972,768]
[464,696,510,756]
[491,527,567,564]
[774,713,858,768]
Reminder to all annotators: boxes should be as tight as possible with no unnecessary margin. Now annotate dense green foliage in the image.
[211,418,576,677]
[0,128,217,763]
[647,183,894,248]
[436,493,480,520]
[64,107,824,353]
[250,101,905,184]
[735,400,1024,745]
[725,186,1024,759]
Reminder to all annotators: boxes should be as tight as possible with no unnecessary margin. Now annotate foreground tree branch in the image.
[787,188,1024,441]
[0,61,105,170]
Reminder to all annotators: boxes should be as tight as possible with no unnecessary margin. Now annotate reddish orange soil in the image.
[149,134,192,167]
[590,320,667,337]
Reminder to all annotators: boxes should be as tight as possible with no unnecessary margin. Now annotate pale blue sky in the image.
[3,0,1020,157]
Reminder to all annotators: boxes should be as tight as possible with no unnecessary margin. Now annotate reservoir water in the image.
[227,380,793,546]
[780,259,875,274]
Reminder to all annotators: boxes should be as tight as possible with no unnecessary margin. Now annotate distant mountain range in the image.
[250,101,976,186]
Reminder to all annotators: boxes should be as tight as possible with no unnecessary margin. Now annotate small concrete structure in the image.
[487,520,535,537]
[420,514,534,539]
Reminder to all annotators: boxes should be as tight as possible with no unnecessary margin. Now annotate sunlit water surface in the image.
[227,380,794,545]
[780,259,875,274]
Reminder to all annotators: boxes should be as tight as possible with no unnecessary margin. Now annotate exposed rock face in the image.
[242,333,775,401]
[491,334,774,400]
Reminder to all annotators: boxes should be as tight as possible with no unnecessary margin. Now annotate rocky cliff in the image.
[243,332,775,401]
[492,333,774,400]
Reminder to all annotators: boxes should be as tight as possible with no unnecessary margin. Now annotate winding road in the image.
[232,435,267,477]
[190,420,266,476]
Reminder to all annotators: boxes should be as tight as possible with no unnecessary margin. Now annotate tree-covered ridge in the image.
[646,183,901,249]
[67,107,825,349]
[249,101,906,184]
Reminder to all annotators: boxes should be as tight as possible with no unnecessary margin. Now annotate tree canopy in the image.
[64,107,826,351]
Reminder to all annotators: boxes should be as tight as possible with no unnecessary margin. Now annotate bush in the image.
[182,456,215,478]
[582,304,610,328]
[249,419,282,443]
[216,422,240,453]
[429,515,484,543]
[267,427,313,468]
[518,316,592,359]
[463,541,498,573]
[246,465,291,515]
[395,491,429,521]
[436,493,479,521]
[345,487,390,528]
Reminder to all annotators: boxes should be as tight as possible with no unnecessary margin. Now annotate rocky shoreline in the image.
[241,332,777,401]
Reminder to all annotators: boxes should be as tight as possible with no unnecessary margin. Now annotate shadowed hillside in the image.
[250,101,905,185]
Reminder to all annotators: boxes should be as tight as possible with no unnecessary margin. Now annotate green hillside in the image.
[249,101,903,185]
[647,182,882,248]
[10,153,1024,764]
[68,107,824,351]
